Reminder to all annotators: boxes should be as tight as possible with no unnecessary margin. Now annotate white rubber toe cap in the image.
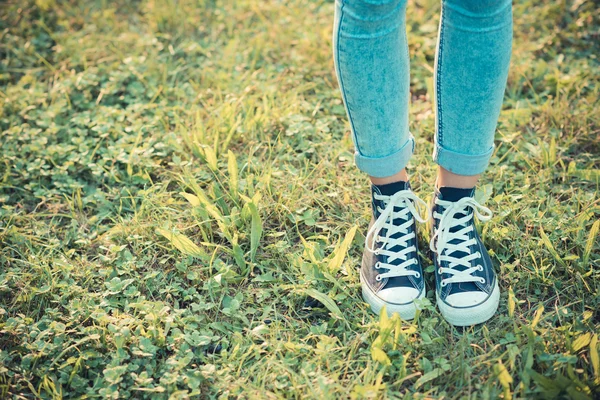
[361,275,425,320]
[444,291,489,307]
[437,280,500,326]
[377,287,421,305]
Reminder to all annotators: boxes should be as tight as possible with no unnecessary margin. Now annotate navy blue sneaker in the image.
[429,187,500,326]
[360,182,429,320]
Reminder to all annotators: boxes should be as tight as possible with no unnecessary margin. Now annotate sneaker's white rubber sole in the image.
[360,276,425,320]
[436,279,500,326]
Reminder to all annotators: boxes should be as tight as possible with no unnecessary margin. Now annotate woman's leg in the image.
[433,0,513,184]
[333,0,411,181]
[430,0,512,326]
[333,0,428,319]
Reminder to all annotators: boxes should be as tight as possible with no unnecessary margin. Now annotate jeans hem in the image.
[355,136,415,178]
[433,144,494,176]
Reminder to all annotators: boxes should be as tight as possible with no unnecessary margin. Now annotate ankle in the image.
[436,166,479,189]
[370,169,409,185]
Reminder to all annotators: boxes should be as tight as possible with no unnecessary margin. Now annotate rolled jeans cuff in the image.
[354,136,415,178]
[433,144,495,176]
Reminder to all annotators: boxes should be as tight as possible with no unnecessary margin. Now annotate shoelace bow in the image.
[429,196,493,287]
[366,190,429,281]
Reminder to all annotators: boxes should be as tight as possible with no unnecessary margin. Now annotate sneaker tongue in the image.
[436,186,475,234]
[371,180,416,270]
[437,186,475,202]
[436,186,479,293]
[372,181,409,197]
[371,180,410,220]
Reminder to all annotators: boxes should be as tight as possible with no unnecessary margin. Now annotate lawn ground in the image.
[0,0,599,398]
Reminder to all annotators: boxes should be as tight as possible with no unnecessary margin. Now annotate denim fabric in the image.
[332,0,512,177]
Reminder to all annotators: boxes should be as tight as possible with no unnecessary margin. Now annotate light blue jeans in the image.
[333,0,512,177]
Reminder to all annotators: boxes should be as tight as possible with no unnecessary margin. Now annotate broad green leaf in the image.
[572,332,592,352]
[105,277,134,294]
[414,368,442,389]
[494,360,513,389]
[103,365,128,385]
[248,202,262,263]
[327,225,357,272]
[157,228,205,258]
[227,150,238,197]
[565,387,593,400]
[203,146,218,170]
[371,347,391,366]
[548,137,557,164]
[391,315,403,346]
[528,369,560,392]
[231,234,246,272]
[530,304,544,329]
[525,344,534,370]
[522,344,534,388]
[180,192,200,207]
[583,219,599,265]
[301,288,343,319]
[539,228,565,267]
[183,331,212,346]
[190,185,222,221]
[379,305,390,331]
[508,286,516,317]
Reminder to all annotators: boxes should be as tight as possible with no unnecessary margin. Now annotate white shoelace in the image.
[429,196,493,287]
[366,190,429,282]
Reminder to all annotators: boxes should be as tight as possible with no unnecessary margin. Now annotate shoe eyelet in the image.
[377,207,383,213]
[375,275,382,282]
[413,259,418,265]
[440,280,447,287]
[479,278,486,284]
[478,265,484,272]
[415,272,421,278]
[476,252,482,258]
[374,262,380,270]
[438,268,443,275]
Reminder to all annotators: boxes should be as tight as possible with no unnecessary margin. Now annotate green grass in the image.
[0,0,599,398]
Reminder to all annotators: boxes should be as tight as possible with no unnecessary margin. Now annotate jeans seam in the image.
[336,1,363,156]
[435,1,446,150]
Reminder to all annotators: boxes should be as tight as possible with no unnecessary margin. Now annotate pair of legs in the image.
[332,0,512,184]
